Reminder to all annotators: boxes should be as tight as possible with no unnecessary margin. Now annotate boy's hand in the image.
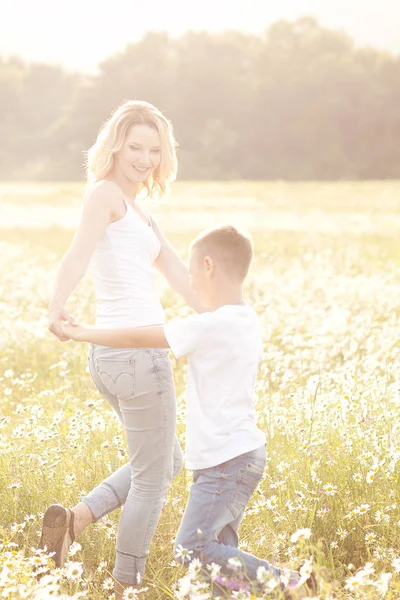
[60,321,87,342]
[49,306,77,342]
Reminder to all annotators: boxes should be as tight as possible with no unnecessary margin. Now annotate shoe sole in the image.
[305,573,317,596]
[38,504,74,567]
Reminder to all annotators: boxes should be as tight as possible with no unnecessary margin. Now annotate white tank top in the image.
[89,196,164,328]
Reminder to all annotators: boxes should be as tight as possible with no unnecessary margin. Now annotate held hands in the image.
[48,306,77,342]
[49,306,89,342]
[59,321,87,342]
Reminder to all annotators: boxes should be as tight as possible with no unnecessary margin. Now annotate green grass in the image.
[0,181,399,599]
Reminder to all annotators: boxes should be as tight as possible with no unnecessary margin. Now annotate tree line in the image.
[1,17,400,181]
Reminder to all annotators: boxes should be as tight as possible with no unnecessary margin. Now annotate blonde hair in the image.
[86,100,178,200]
[191,225,253,282]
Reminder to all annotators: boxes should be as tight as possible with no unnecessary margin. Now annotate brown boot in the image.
[39,504,75,568]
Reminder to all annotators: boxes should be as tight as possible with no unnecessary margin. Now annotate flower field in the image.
[0,181,399,599]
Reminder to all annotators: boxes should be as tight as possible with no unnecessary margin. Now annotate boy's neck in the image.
[208,283,245,310]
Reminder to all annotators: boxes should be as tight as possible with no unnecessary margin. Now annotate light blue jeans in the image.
[84,344,183,584]
[174,446,283,587]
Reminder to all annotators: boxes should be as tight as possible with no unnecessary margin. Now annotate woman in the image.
[40,100,204,598]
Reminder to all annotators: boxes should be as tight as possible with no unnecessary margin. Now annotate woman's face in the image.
[115,124,162,184]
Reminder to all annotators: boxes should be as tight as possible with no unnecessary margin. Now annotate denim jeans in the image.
[174,446,282,585]
[83,344,183,584]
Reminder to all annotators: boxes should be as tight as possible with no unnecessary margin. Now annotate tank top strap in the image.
[121,193,153,227]
[121,194,131,212]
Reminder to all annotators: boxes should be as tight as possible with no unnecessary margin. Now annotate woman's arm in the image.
[49,181,119,340]
[151,217,208,313]
[61,323,169,349]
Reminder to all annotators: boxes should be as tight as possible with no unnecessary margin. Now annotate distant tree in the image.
[1,18,400,180]
[0,58,26,176]
[0,57,81,179]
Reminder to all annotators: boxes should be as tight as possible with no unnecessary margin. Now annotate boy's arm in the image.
[151,218,208,313]
[61,323,169,349]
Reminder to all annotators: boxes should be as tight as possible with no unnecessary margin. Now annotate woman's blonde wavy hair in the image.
[86,100,178,201]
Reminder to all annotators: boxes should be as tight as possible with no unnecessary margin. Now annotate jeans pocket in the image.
[94,350,136,401]
[228,459,265,519]
[147,347,169,359]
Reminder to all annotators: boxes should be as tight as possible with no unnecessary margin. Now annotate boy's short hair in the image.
[190,225,253,282]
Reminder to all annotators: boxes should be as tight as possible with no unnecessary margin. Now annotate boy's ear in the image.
[204,255,215,273]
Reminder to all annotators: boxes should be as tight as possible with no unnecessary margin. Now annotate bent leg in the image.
[82,434,183,523]
[113,350,178,584]
[174,448,279,583]
[85,346,180,585]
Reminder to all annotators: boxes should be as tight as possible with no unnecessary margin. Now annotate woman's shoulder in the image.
[82,180,123,207]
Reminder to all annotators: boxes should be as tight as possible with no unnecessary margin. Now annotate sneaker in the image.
[304,573,317,596]
[282,568,317,598]
[288,573,318,598]
[39,504,75,567]
[213,574,251,592]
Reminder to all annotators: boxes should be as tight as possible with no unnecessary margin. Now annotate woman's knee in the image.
[131,455,174,491]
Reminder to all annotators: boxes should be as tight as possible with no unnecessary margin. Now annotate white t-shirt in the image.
[164,304,265,470]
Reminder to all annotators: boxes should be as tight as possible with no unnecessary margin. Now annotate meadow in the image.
[0,181,399,599]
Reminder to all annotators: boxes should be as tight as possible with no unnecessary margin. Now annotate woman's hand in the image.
[49,306,77,341]
[59,321,87,342]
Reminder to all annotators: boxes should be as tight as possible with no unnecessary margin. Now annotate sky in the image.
[1,0,399,73]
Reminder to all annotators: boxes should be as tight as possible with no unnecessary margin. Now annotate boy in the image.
[62,225,315,598]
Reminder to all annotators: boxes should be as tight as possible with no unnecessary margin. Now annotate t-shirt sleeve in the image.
[164,313,207,359]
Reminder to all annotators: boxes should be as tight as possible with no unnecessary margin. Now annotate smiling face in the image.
[114,123,162,185]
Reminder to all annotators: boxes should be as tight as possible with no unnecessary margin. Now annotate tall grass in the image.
[0,182,399,598]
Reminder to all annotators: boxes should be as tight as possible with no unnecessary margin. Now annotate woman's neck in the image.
[105,172,139,203]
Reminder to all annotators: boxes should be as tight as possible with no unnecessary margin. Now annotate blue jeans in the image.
[174,446,281,584]
[83,345,183,584]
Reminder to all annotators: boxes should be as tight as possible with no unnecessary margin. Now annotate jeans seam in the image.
[228,459,264,519]
[103,481,123,507]
[116,549,147,558]
[140,353,166,553]
[82,481,122,522]
[192,471,226,555]
[87,346,176,581]
[80,499,108,524]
